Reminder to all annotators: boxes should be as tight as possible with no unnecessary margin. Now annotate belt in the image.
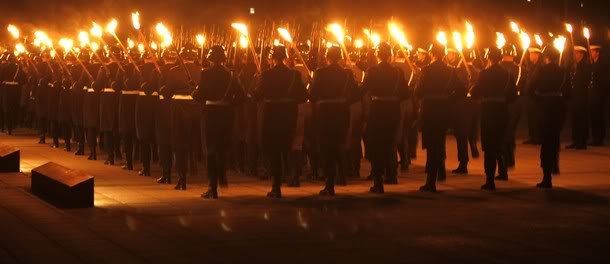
[87,88,95,93]
[205,100,231,106]
[102,88,115,93]
[121,90,140,95]
[371,96,399,102]
[480,97,506,103]
[159,95,165,100]
[2,81,18,85]
[316,98,346,104]
[49,83,54,87]
[139,91,159,96]
[264,98,295,103]
[172,95,193,100]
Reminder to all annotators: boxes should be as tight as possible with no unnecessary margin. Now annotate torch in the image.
[196,34,205,63]
[7,25,40,75]
[583,27,592,64]
[496,32,507,49]
[327,23,354,67]
[465,21,479,60]
[155,22,194,84]
[553,36,567,66]
[436,31,448,55]
[106,19,139,73]
[277,27,311,75]
[515,31,531,86]
[72,32,95,81]
[388,22,416,73]
[231,22,261,73]
[132,12,161,73]
[90,22,122,73]
[452,31,472,78]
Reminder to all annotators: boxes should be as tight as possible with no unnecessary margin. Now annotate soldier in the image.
[118,48,142,170]
[522,45,543,145]
[57,53,75,151]
[84,49,104,160]
[98,45,123,165]
[254,45,307,198]
[309,45,360,195]
[155,48,178,184]
[499,44,520,170]
[1,52,25,135]
[471,47,517,190]
[193,45,244,199]
[566,46,591,149]
[71,49,95,156]
[362,42,410,193]
[164,44,201,190]
[34,52,52,144]
[136,50,160,177]
[47,57,63,149]
[417,43,464,192]
[588,45,607,146]
[529,47,569,188]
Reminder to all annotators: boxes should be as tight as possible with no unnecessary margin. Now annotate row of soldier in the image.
[0,38,606,198]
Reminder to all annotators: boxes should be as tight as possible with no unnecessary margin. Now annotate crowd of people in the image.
[0,32,608,198]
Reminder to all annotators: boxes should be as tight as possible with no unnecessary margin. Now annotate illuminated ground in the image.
[1,128,609,263]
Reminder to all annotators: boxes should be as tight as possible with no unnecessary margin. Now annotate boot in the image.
[74,147,84,156]
[369,176,384,194]
[38,136,46,144]
[536,168,553,189]
[87,151,97,160]
[419,173,437,192]
[481,175,496,191]
[157,170,171,184]
[51,138,59,148]
[319,187,335,196]
[437,164,447,182]
[267,189,282,198]
[104,156,114,165]
[64,141,71,152]
[452,163,468,174]
[201,190,218,199]
[174,176,186,190]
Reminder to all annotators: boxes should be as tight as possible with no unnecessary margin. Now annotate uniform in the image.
[522,59,542,144]
[1,58,25,135]
[98,62,121,165]
[499,60,520,168]
[35,63,51,143]
[156,62,175,184]
[84,62,102,160]
[136,62,159,176]
[568,58,591,148]
[589,57,607,145]
[118,63,141,170]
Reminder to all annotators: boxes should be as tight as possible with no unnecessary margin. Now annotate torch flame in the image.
[90,42,100,52]
[465,21,474,33]
[388,22,410,48]
[327,23,345,44]
[565,23,573,33]
[496,32,506,49]
[138,43,145,54]
[354,38,364,49]
[465,21,475,49]
[150,42,158,50]
[196,34,205,46]
[519,32,530,50]
[106,19,118,35]
[132,12,140,30]
[452,32,463,52]
[583,27,590,39]
[91,22,103,38]
[59,38,73,53]
[78,31,89,47]
[155,23,172,47]
[277,28,293,43]
[50,50,56,58]
[436,31,448,47]
[7,24,20,39]
[239,35,248,48]
[534,34,543,46]
[34,31,53,48]
[553,35,566,53]
[510,21,520,33]
[363,29,381,48]
[127,38,135,49]
[14,43,26,56]
[231,23,249,37]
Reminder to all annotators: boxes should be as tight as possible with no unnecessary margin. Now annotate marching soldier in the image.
[254,44,307,198]
[71,49,95,156]
[499,44,520,169]
[362,42,410,193]
[529,47,569,188]
[417,43,465,192]
[35,53,51,144]
[588,45,607,146]
[155,48,178,184]
[470,47,517,190]
[164,44,201,190]
[566,46,591,149]
[309,45,360,196]
[1,52,26,135]
[48,57,62,148]
[193,45,244,199]
[118,48,142,170]
[98,46,123,166]
[57,54,75,151]
[136,50,160,177]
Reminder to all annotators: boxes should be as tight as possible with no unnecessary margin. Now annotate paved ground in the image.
[1,128,610,263]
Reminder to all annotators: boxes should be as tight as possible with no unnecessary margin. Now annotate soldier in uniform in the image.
[417,43,464,192]
[309,45,360,196]
[118,48,142,170]
[155,48,178,184]
[470,47,517,190]
[362,42,410,193]
[522,45,543,145]
[566,46,591,149]
[47,57,63,148]
[164,44,201,190]
[529,47,569,188]
[588,45,607,146]
[57,53,75,151]
[499,44,520,170]
[254,45,307,198]
[98,45,123,165]
[136,50,160,177]
[84,49,104,160]
[193,45,244,199]
[71,49,94,156]
[1,52,26,135]
[34,52,52,144]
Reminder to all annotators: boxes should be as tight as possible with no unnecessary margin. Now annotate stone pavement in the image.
[1,128,609,263]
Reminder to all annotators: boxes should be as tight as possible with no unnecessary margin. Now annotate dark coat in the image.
[136,62,159,141]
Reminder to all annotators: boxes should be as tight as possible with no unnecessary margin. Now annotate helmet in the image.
[501,44,517,57]
[428,43,446,58]
[269,45,289,61]
[180,43,198,61]
[542,46,560,62]
[376,42,393,60]
[485,46,502,62]
[106,45,123,61]
[161,48,178,62]
[325,45,343,61]
[64,51,77,64]
[78,48,91,62]
[207,45,227,63]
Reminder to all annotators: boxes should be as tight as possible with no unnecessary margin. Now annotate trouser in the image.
[3,111,15,134]
[590,102,606,143]
[526,96,541,142]
[103,131,118,162]
[484,147,507,178]
[86,128,98,154]
[267,150,289,191]
[408,125,419,158]
[122,133,134,168]
[206,151,226,192]
[61,122,72,148]
[246,144,260,177]
[38,117,47,140]
[321,148,341,190]
[385,145,398,183]
[397,142,410,168]
[140,141,151,173]
[49,121,61,146]
[370,144,393,187]
[424,131,447,186]
[174,149,189,182]
[74,125,85,151]
[159,144,173,176]
[571,103,589,146]
[455,133,469,166]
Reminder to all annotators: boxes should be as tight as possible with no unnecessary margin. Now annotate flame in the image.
[519,32,530,50]
[127,38,135,49]
[50,50,56,58]
[465,21,475,49]
[496,32,506,49]
[91,22,103,38]
[155,23,172,47]
[277,28,293,43]
[363,29,381,47]
[90,42,99,51]
[583,27,590,39]
[553,35,566,53]
[150,42,158,50]
[388,22,410,48]
[354,38,364,49]
[436,31,447,46]
[33,39,41,47]
[14,43,26,56]
[273,39,280,46]
[106,19,118,35]
[7,24,20,39]
[138,43,145,54]
[239,35,248,48]
[78,31,90,47]
[565,23,573,33]
[510,21,520,33]
[452,32,463,52]
[465,21,474,33]
[59,38,73,53]
[327,23,345,44]
[231,23,249,36]
[196,34,205,46]
[548,32,554,37]
[34,31,53,48]
[325,41,335,49]
[132,12,140,30]
[534,34,543,46]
